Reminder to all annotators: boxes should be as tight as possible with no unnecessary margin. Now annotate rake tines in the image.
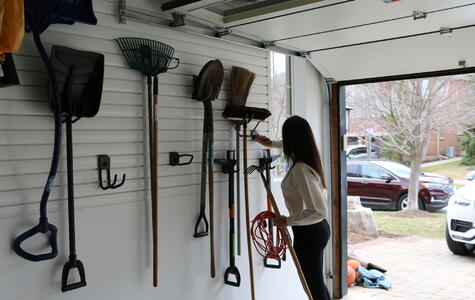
[115,37,179,76]
[246,165,262,175]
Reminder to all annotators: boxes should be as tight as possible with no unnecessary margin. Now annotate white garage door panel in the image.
[311,26,475,80]
[231,0,474,42]
[278,6,475,52]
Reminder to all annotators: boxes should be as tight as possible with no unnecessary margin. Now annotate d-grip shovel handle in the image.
[224,266,241,287]
[12,218,58,261]
[264,257,282,269]
[193,209,209,238]
[61,256,87,292]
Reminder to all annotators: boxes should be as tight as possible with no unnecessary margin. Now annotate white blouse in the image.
[266,139,327,225]
[280,162,328,226]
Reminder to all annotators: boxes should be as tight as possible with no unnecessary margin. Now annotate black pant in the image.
[292,219,331,300]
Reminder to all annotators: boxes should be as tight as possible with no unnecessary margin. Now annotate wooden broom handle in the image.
[243,123,256,300]
[260,172,314,300]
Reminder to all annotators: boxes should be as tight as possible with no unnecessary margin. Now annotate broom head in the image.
[230,66,255,106]
[223,105,271,122]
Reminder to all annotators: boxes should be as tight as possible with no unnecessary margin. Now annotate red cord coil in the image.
[251,210,287,260]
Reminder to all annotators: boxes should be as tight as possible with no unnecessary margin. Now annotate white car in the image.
[446,174,475,255]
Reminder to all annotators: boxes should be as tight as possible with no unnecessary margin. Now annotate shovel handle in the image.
[61,256,87,292]
[224,266,241,287]
[264,257,282,269]
[193,209,209,238]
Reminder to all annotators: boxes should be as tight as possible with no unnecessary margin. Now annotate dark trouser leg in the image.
[292,220,331,300]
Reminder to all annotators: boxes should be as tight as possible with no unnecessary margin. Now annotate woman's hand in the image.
[255,134,272,147]
[272,216,287,227]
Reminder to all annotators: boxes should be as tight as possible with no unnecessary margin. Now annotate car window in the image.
[361,164,390,179]
[347,164,360,177]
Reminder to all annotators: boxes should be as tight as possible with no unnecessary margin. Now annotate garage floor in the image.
[343,236,475,300]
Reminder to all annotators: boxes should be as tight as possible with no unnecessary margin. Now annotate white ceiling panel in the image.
[219,0,475,80]
[279,5,475,52]
[309,26,475,80]
[228,0,475,41]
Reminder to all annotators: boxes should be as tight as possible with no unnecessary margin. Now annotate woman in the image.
[255,116,331,300]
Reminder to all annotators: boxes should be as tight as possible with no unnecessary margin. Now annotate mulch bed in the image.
[348,230,403,245]
[389,210,439,218]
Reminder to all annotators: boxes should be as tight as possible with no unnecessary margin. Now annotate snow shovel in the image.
[192,59,224,278]
[49,45,104,292]
[215,150,241,287]
[116,37,179,287]
[246,165,313,300]
[13,0,97,263]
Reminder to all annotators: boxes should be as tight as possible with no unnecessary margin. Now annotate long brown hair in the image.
[282,116,327,188]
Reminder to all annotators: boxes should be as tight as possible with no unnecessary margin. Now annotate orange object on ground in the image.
[348,265,356,287]
[348,259,362,272]
[0,0,25,55]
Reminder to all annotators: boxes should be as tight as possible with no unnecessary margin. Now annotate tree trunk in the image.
[408,157,422,210]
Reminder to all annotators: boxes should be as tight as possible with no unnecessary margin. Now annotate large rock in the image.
[347,196,378,236]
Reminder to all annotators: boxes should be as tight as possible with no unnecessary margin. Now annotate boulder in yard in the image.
[347,196,378,236]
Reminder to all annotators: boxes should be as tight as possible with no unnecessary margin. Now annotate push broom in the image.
[223,66,271,300]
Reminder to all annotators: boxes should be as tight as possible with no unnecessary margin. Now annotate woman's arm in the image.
[286,164,327,226]
[255,134,283,150]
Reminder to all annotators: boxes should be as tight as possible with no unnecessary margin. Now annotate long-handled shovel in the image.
[192,60,224,278]
[246,165,314,300]
[47,46,104,292]
[216,151,241,287]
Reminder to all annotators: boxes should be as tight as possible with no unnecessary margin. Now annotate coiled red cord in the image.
[251,210,287,260]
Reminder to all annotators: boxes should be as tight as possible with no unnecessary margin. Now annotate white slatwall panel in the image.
[0,1,307,300]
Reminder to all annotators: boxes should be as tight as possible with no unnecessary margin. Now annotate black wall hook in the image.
[169,152,194,166]
[97,155,126,190]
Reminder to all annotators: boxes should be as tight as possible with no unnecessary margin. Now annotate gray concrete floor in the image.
[343,236,475,300]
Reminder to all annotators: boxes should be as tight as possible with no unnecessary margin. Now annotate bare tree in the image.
[347,76,475,210]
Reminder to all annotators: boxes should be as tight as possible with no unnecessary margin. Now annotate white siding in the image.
[0,1,307,299]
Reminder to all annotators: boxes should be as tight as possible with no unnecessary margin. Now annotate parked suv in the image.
[446,174,475,256]
[347,160,454,211]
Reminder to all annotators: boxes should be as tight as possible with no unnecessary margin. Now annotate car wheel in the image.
[396,194,409,211]
[445,225,475,255]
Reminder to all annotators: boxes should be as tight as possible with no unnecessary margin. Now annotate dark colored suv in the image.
[347,160,454,211]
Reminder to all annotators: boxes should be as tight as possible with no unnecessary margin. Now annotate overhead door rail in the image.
[272,2,475,42]
[116,0,305,57]
[308,23,475,53]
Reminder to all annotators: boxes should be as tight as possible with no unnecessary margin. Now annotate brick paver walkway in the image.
[343,236,475,300]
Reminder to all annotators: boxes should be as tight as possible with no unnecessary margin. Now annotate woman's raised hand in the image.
[255,134,272,147]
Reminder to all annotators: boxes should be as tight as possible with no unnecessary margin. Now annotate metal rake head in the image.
[246,165,263,175]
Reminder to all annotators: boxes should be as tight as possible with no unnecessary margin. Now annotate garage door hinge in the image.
[413,10,427,20]
[326,272,334,279]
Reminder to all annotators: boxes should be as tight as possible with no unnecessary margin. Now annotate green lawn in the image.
[374,211,446,239]
[421,160,475,181]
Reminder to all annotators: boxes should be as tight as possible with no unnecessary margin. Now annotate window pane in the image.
[347,165,360,177]
[269,51,291,179]
[361,165,388,179]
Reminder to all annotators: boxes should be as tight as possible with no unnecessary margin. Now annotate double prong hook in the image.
[97,155,126,190]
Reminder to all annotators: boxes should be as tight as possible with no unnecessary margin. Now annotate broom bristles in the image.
[231,66,256,106]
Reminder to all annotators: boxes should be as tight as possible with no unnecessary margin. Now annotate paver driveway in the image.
[343,236,475,300]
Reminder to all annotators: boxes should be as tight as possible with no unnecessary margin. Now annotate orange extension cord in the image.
[251,210,287,260]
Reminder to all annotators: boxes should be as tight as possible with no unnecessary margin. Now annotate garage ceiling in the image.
[161,0,475,81]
